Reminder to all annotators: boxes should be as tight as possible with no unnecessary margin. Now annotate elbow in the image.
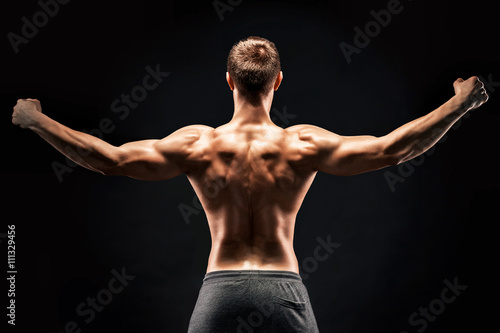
[95,156,123,176]
[384,154,403,166]
[380,149,404,166]
[98,163,123,176]
[97,148,125,176]
[99,168,115,176]
[384,149,414,166]
[381,137,406,166]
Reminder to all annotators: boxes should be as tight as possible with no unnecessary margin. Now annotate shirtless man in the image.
[12,36,488,332]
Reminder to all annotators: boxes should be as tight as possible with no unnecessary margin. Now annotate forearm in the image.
[28,112,119,173]
[385,95,468,164]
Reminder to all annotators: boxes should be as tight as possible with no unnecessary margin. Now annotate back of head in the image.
[227,36,281,105]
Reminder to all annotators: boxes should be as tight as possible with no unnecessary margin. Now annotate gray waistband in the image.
[203,270,302,283]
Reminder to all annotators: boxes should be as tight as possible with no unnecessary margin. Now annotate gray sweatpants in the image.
[187,270,320,332]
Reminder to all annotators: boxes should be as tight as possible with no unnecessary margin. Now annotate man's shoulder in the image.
[176,124,215,135]
[156,124,214,154]
[167,124,214,142]
[285,124,343,154]
[285,124,329,141]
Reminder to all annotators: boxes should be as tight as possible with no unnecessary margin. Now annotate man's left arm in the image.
[291,76,488,176]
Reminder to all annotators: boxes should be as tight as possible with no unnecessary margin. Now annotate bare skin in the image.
[12,73,488,273]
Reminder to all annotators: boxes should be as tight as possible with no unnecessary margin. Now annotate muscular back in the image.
[184,122,318,273]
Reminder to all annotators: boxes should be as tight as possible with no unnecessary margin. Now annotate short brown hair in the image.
[227,36,281,105]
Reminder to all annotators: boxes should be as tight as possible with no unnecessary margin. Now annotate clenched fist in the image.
[453,76,489,111]
[12,98,42,128]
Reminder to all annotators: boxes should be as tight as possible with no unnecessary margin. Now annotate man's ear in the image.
[274,71,283,91]
[226,72,235,91]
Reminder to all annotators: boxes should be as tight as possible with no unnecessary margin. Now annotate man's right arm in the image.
[289,76,488,176]
[12,99,211,180]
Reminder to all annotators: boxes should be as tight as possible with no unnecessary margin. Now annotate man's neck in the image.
[230,90,275,125]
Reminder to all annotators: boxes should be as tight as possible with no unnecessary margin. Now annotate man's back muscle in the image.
[184,122,318,273]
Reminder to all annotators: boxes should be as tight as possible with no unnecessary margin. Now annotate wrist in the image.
[26,112,48,131]
[448,95,470,115]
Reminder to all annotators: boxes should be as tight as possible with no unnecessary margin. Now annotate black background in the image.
[1,0,499,332]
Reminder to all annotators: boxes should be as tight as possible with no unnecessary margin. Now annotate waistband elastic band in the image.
[203,270,302,283]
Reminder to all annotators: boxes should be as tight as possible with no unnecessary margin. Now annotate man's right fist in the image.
[453,76,489,111]
[12,98,42,128]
